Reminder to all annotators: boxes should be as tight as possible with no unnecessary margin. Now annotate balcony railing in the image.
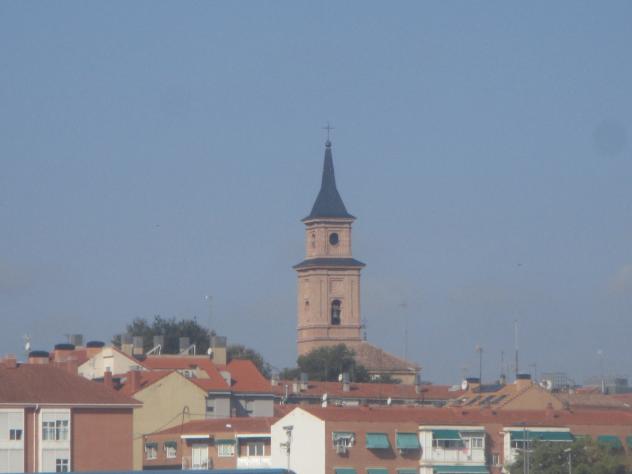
[236,456,272,469]
[181,456,212,470]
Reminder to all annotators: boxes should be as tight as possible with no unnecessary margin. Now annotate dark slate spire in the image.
[303,140,355,221]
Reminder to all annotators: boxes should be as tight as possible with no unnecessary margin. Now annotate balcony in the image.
[181,456,212,470]
[236,456,272,469]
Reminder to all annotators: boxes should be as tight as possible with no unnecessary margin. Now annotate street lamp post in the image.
[564,448,572,474]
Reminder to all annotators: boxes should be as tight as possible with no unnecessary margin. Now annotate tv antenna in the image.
[399,301,408,360]
[475,345,483,383]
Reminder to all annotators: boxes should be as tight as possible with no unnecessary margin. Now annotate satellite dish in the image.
[207,347,213,356]
[322,393,328,401]
[25,341,31,352]
[461,380,469,391]
[338,373,343,382]
[386,397,392,406]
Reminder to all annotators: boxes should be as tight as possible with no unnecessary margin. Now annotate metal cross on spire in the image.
[322,122,335,141]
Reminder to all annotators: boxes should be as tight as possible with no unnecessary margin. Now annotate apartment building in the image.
[0,357,140,473]
[142,417,277,470]
[270,405,632,474]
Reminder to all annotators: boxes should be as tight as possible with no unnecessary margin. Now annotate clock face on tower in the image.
[329,232,339,246]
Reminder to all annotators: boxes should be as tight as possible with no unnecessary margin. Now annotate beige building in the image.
[294,140,420,383]
[118,370,209,470]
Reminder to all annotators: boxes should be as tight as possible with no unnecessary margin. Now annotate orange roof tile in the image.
[152,417,277,436]
[0,364,141,406]
[217,360,272,393]
[273,380,461,401]
[140,355,229,391]
[117,370,176,396]
[295,405,632,426]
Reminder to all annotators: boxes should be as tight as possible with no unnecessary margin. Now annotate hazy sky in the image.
[1,2,631,384]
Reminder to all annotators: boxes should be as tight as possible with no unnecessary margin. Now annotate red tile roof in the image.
[0,364,141,406]
[353,342,421,373]
[216,360,272,393]
[152,417,278,436]
[140,356,230,391]
[117,370,176,396]
[295,405,632,426]
[272,380,461,401]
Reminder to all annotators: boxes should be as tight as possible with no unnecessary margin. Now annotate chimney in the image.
[300,373,309,391]
[153,335,164,350]
[209,336,227,365]
[1,355,17,369]
[68,334,84,347]
[85,341,105,359]
[342,372,350,392]
[52,343,76,363]
[104,369,113,389]
[292,379,300,394]
[179,337,190,353]
[132,336,144,356]
[121,335,134,356]
[414,373,421,394]
[515,373,532,391]
[129,369,142,393]
[499,374,507,385]
[28,351,50,365]
[271,373,280,386]
[466,377,481,392]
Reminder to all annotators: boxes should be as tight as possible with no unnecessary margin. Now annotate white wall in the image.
[0,409,24,473]
[78,347,143,379]
[271,408,325,474]
[39,409,70,473]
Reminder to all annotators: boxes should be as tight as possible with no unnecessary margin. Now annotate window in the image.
[511,440,532,450]
[206,399,215,414]
[433,439,465,449]
[332,432,355,448]
[42,418,68,441]
[164,441,177,459]
[55,459,69,472]
[331,299,341,325]
[492,453,501,466]
[311,232,316,248]
[9,429,22,441]
[329,233,339,246]
[217,442,235,457]
[470,437,484,449]
[145,443,158,460]
[247,442,264,457]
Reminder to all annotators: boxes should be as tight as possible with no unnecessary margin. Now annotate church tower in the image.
[294,140,365,356]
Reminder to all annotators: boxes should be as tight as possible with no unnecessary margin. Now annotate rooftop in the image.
[153,416,278,436]
[0,364,140,406]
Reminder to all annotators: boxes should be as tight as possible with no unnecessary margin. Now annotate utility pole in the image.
[476,345,483,383]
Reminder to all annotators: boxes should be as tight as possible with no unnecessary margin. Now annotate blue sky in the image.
[1,2,631,383]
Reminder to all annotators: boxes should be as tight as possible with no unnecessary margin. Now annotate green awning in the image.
[215,439,236,444]
[433,466,489,473]
[397,470,417,474]
[510,431,573,442]
[626,436,632,449]
[335,469,357,474]
[432,429,462,440]
[597,435,623,448]
[397,432,420,450]
[366,433,390,449]
[367,469,388,474]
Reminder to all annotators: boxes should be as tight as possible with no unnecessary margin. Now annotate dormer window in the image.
[331,300,341,325]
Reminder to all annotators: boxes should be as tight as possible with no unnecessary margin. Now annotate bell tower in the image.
[294,140,365,356]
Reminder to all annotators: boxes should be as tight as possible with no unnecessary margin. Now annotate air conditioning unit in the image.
[335,444,348,455]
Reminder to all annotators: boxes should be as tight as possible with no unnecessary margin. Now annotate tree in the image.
[509,438,628,474]
[292,344,371,382]
[227,344,271,378]
[112,316,214,354]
